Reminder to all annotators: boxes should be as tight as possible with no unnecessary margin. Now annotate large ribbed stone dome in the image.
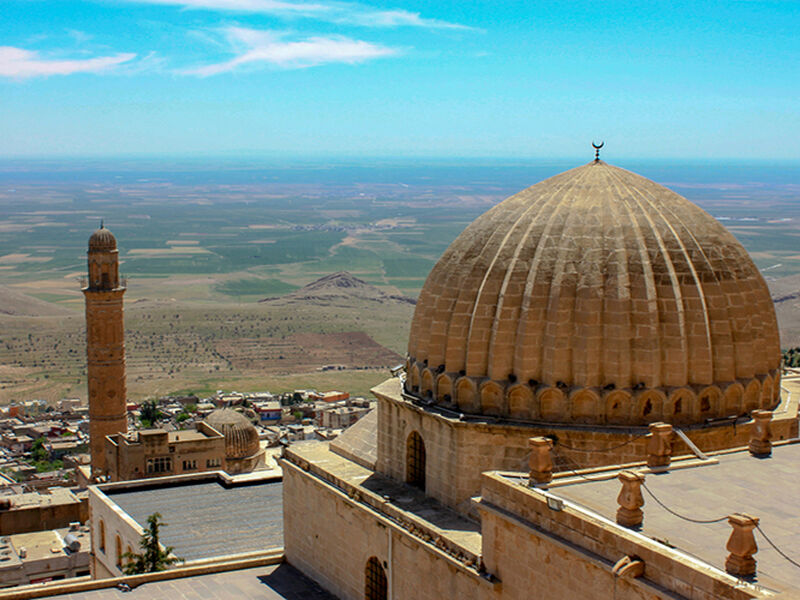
[405,161,781,426]
[205,409,260,459]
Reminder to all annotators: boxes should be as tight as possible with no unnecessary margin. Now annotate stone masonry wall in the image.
[374,378,798,516]
[282,460,490,600]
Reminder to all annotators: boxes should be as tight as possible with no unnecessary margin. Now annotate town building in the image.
[103,408,269,481]
[88,470,282,578]
[103,422,226,482]
[0,487,88,535]
[253,400,282,422]
[0,524,91,588]
[318,404,372,429]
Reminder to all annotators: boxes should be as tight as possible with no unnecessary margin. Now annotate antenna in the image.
[592,141,604,162]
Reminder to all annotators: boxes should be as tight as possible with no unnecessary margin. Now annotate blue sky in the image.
[1,0,799,159]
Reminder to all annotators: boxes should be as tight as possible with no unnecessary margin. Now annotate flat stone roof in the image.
[167,430,212,442]
[47,563,337,599]
[288,442,481,557]
[548,440,800,594]
[104,477,283,562]
[3,487,80,509]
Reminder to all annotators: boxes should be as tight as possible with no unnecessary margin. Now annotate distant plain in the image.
[1,157,799,403]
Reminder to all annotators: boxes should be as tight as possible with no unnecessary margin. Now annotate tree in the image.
[122,513,182,575]
[139,400,162,427]
[31,437,48,462]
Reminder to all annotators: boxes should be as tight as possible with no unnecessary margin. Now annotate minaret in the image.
[83,224,127,477]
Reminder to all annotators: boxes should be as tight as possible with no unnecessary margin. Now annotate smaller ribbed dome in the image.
[205,409,260,460]
[88,226,117,252]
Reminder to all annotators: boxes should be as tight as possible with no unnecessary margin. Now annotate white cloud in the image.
[331,8,471,29]
[136,0,329,14]
[0,47,136,79]
[127,0,470,29]
[185,27,397,76]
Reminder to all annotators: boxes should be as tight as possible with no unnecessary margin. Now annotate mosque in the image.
[280,156,800,599]
[82,225,265,482]
[71,154,800,599]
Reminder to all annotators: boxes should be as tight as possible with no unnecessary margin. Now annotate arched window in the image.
[98,519,106,553]
[406,431,426,490]
[365,556,387,600]
[115,535,122,569]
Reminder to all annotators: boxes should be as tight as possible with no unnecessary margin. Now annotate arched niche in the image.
[538,388,567,422]
[420,369,435,399]
[455,377,479,413]
[507,384,534,420]
[697,385,721,418]
[408,363,421,394]
[604,390,632,425]
[436,373,453,404]
[743,380,761,414]
[772,370,781,402]
[722,383,744,417]
[666,388,695,425]
[760,374,773,409]
[480,380,506,416]
[636,390,665,424]
[570,389,600,424]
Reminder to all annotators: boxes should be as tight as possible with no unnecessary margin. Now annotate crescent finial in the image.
[592,141,604,161]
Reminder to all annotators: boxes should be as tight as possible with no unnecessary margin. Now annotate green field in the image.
[2,160,800,403]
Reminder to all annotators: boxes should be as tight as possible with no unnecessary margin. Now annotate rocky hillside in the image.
[0,285,74,317]
[260,272,416,306]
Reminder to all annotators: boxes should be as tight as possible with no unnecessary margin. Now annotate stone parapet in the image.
[0,550,283,600]
[282,446,482,571]
[478,471,766,600]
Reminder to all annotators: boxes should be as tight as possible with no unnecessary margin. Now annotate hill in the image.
[768,275,800,348]
[260,271,416,306]
[0,285,74,317]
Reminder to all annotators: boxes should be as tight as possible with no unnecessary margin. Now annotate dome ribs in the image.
[539,171,596,387]
[598,168,635,389]
[610,167,714,387]
[636,179,739,384]
[514,165,596,384]
[605,170,662,389]
[484,168,591,383]
[404,160,781,424]
[451,201,531,375]
[565,177,606,388]
[411,221,487,365]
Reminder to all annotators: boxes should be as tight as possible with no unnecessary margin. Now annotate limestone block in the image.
[528,437,553,485]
